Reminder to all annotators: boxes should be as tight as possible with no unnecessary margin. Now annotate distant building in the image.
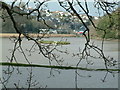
[77,31,84,34]
[39,29,58,34]
[94,16,99,20]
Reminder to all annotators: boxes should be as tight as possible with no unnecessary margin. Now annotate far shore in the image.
[0,33,77,38]
[0,33,119,42]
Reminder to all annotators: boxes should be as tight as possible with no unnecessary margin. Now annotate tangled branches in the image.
[0,0,119,89]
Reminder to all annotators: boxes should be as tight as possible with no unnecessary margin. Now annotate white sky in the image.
[3,0,120,2]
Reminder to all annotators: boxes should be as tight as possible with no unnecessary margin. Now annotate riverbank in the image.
[0,33,119,42]
[0,33,77,38]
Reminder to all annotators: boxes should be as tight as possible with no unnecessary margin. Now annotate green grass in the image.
[39,40,70,45]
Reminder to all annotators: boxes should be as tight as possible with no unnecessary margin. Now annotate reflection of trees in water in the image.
[0,0,119,89]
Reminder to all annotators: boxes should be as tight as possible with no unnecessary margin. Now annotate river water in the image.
[0,37,119,88]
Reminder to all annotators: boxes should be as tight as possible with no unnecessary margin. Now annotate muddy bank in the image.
[0,33,119,42]
[0,33,77,38]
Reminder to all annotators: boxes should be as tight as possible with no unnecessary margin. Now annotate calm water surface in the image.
[0,37,119,88]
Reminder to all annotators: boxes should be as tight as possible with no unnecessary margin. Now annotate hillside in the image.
[1,6,54,33]
[0,2,93,34]
[89,8,120,39]
[96,8,120,39]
